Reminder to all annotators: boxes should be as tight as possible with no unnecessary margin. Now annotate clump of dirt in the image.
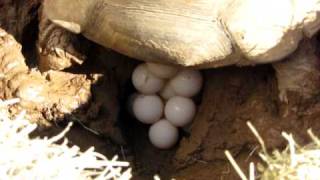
[0,27,92,127]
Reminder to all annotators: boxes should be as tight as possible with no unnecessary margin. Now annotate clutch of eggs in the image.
[129,62,203,149]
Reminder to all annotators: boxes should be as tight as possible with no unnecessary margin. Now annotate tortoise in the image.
[38,0,320,101]
[40,0,320,66]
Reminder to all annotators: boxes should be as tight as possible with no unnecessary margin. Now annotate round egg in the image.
[133,94,163,124]
[127,93,140,116]
[148,119,179,149]
[132,64,164,94]
[170,69,203,97]
[159,83,176,100]
[146,62,178,79]
[164,96,196,127]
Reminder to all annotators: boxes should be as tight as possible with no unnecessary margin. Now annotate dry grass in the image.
[0,98,131,180]
[225,121,320,180]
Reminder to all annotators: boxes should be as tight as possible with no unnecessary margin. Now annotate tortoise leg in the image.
[37,7,87,71]
[272,39,320,115]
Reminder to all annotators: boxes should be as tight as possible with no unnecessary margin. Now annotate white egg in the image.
[146,62,178,79]
[170,69,203,97]
[127,93,140,116]
[159,83,176,100]
[148,119,179,149]
[132,64,165,94]
[164,96,196,127]
[133,94,164,124]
